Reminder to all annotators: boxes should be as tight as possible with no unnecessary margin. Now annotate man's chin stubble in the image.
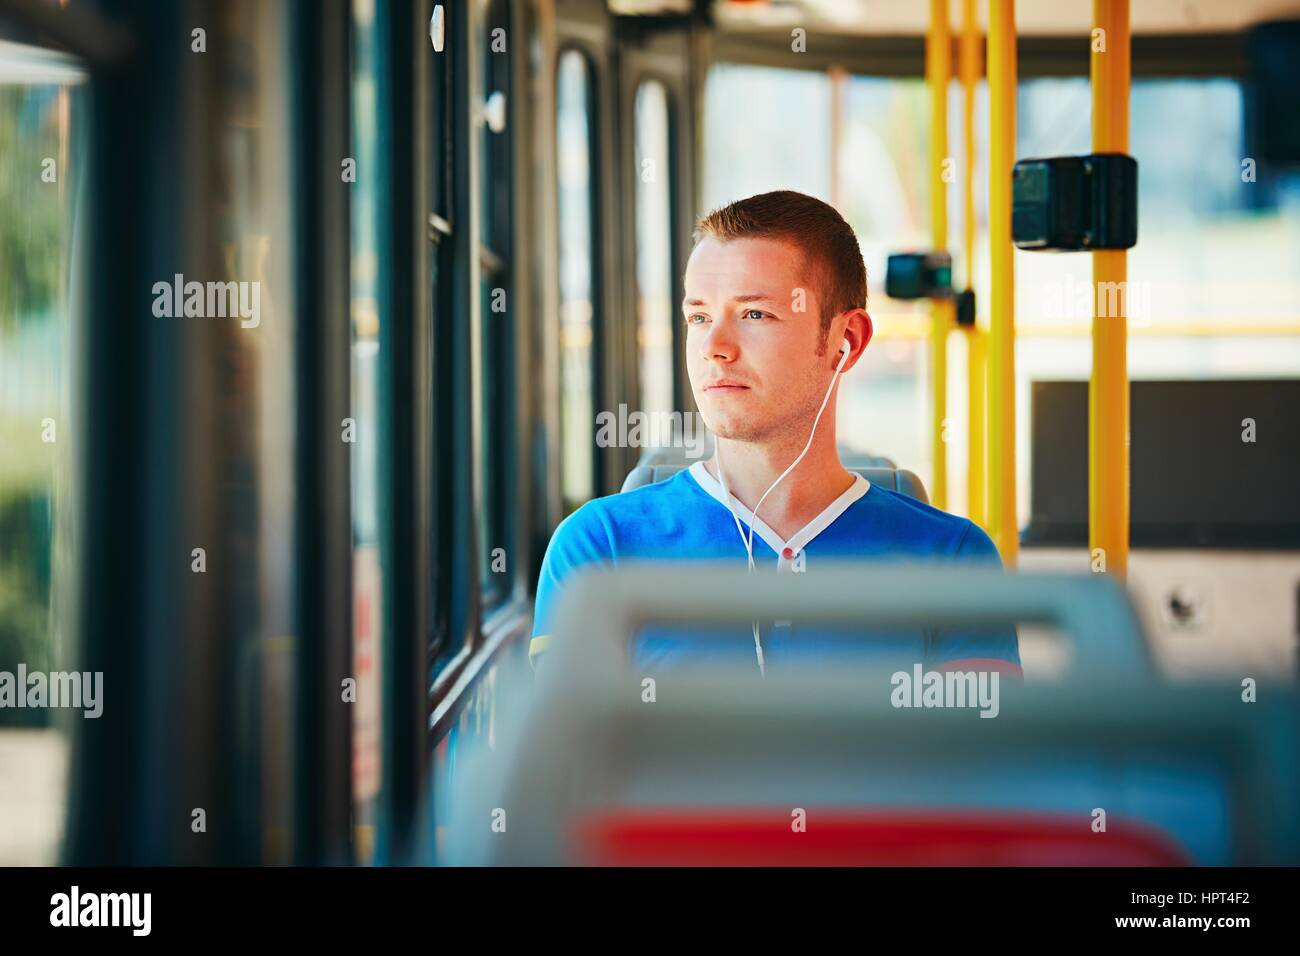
[706,415,811,447]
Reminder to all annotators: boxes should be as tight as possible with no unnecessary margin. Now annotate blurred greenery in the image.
[0,491,53,727]
[1,83,69,728]
[0,85,63,336]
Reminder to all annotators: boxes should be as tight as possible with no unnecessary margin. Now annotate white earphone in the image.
[716,337,852,676]
[836,337,851,371]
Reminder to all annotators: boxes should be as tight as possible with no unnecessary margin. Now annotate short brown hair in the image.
[692,190,867,348]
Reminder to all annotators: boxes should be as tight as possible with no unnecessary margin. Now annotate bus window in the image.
[702,63,831,208]
[1012,76,1300,526]
[556,50,598,512]
[0,54,84,866]
[835,75,934,487]
[634,79,675,424]
[705,63,1300,526]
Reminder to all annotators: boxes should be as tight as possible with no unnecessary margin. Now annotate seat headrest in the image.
[619,462,930,504]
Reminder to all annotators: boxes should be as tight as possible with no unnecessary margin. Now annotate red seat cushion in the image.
[575,809,1193,866]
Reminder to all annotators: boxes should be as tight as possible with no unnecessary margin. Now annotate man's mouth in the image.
[704,380,750,393]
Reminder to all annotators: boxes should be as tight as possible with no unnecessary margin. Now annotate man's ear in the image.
[856,309,874,350]
[838,308,873,370]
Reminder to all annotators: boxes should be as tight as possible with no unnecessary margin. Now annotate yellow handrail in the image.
[988,0,1018,564]
[1090,0,1131,578]
[927,0,952,511]
[960,0,985,528]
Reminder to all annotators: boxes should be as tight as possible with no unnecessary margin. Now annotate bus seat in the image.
[621,461,929,504]
[443,567,1300,865]
[575,809,1194,866]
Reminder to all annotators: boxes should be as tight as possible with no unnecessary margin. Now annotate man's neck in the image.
[704,429,855,541]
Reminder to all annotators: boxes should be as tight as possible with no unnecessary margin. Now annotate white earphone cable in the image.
[715,341,850,677]
[715,451,765,674]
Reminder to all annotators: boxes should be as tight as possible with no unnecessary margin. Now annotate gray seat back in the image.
[621,461,930,504]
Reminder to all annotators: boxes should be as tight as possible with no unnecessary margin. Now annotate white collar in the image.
[687,460,869,565]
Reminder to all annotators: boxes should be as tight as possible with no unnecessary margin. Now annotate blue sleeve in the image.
[926,520,1023,672]
[530,503,615,659]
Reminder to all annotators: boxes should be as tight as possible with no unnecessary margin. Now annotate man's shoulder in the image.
[573,466,700,519]
[854,483,995,559]
[532,469,705,649]
[549,467,702,551]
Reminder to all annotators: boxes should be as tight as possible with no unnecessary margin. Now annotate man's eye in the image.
[686,313,708,325]
[743,309,766,320]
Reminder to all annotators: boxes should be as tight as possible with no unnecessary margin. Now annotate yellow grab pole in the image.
[1090,0,1130,578]
[967,327,987,527]
[960,0,985,528]
[987,0,1017,564]
[927,0,952,511]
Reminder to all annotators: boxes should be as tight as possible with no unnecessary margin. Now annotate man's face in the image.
[683,236,836,445]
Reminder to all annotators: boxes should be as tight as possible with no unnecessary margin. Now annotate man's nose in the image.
[700,320,738,364]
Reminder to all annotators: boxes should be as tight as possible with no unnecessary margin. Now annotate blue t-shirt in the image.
[531,462,1021,673]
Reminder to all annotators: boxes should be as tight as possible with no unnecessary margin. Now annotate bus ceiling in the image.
[707,0,1300,36]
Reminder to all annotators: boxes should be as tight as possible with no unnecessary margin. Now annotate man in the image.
[531,190,1020,675]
